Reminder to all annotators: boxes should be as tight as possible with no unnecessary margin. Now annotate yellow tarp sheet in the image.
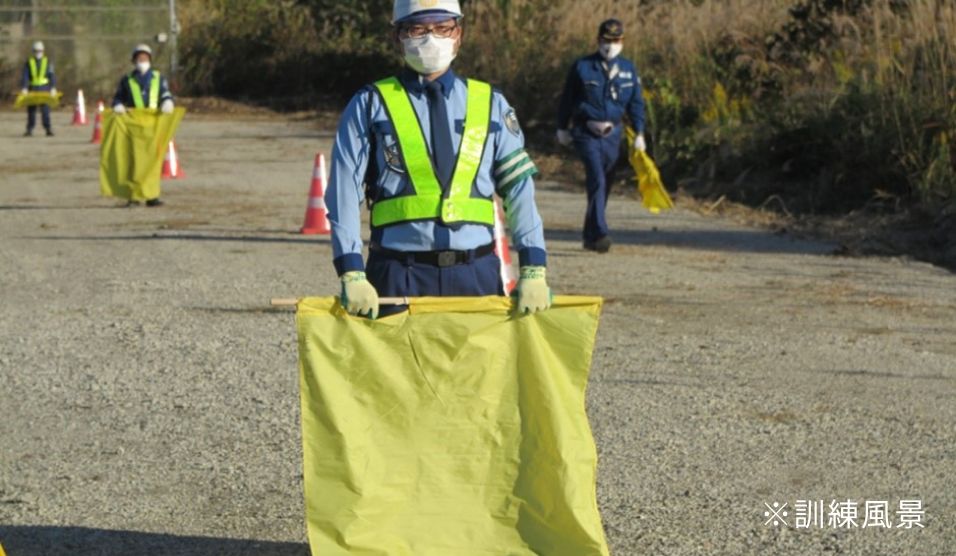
[99,108,185,201]
[626,126,675,214]
[13,91,63,109]
[297,296,610,556]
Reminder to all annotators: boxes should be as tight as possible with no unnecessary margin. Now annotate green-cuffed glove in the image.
[340,271,379,319]
[514,266,552,314]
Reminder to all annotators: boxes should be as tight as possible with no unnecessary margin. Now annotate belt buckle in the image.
[437,251,457,267]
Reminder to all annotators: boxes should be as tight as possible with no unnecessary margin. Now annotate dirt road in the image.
[1,112,954,555]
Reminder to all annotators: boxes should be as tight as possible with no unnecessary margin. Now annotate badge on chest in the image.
[384,139,406,174]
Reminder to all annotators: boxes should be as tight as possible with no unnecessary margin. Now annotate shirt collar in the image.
[400,67,457,99]
[587,53,619,75]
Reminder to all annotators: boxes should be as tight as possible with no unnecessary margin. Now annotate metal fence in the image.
[0,0,177,102]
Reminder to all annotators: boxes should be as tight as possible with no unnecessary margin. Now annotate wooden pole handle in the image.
[270,297,411,307]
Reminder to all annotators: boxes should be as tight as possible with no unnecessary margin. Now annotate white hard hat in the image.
[131,43,153,61]
[392,0,462,25]
[32,41,45,52]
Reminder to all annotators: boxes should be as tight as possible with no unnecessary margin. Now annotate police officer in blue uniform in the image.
[557,19,646,253]
[20,41,57,137]
[326,0,551,319]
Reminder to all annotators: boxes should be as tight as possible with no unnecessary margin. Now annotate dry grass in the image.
[462,0,792,118]
[175,0,955,216]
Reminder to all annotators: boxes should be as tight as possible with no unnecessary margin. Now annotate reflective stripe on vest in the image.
[128,71,161,109]
[29,57,49,87]
[371,76,494,228]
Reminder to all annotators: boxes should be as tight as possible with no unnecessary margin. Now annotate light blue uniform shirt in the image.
[326,69,547,275]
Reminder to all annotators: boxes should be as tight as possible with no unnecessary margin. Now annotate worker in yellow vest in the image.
[20,41,57,137]
[111,44,174,114]
[326,0,551,319]
[111,43,175,207]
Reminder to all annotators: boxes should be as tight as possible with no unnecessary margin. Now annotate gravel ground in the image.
[1,111,954,556]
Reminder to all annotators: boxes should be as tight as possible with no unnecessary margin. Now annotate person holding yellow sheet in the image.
[112,44,174,114]
[20,41,57,137]
[326,0,552,319]
[109,44,176,207]
[98,105,184,206]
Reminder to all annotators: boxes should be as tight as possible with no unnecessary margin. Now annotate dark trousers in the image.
[366,250,504,317]
[27,104,52,132]
[574,125,622,242]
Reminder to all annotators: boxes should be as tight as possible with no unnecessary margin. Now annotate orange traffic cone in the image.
[90,101,104,144]
[493,197,518,294]
[72,89,87,125]
[301,153,331,235]
[161,141,185,179]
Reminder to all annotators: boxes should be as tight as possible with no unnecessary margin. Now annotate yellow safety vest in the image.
[371,76,495,228]
[28,57,49,87]
[128,70,161,109]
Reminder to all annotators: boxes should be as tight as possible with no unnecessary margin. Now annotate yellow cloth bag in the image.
[99,108,185,201]
[297,296,610,556]
[625,126,675,214]
[14,91,63,109]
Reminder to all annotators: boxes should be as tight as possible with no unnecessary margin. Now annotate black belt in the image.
[370,242,496,267]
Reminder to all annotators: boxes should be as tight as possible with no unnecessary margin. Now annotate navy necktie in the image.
[425,80,454,189]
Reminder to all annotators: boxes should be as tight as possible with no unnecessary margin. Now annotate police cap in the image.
[598,19,624,40]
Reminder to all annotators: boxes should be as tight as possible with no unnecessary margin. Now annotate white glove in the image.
[20,88,28,96]
[112,104,126,114]
[340,271,379,319]
[49,87,57,97]
[514,266,552,314]
[160,99,174,114]
[556,129,573,147]
[634,133,647,152]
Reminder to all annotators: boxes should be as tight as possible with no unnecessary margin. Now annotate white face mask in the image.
[402,34,457,75]
[136,61,151,74]
[34,52,44,59]
[599,42,623,61]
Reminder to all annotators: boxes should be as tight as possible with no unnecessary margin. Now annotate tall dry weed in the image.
[175,0,955,209]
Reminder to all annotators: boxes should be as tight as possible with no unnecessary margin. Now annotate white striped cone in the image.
[493,197,518,294]
[72,89,87,125]
[301,153,331,234]
[90,107,103,144]
[161,141,185,179]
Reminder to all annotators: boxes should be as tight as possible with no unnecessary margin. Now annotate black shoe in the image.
[145,198,164,207]
[583,236,612,253]
[24,129,33,137]
[45,129,54,137]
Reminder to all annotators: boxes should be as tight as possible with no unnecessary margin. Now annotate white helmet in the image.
[32,41,45,52]
[392,0,462,25]
[131,43,153,61]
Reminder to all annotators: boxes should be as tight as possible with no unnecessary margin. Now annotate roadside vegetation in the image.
[178,0,955,222]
